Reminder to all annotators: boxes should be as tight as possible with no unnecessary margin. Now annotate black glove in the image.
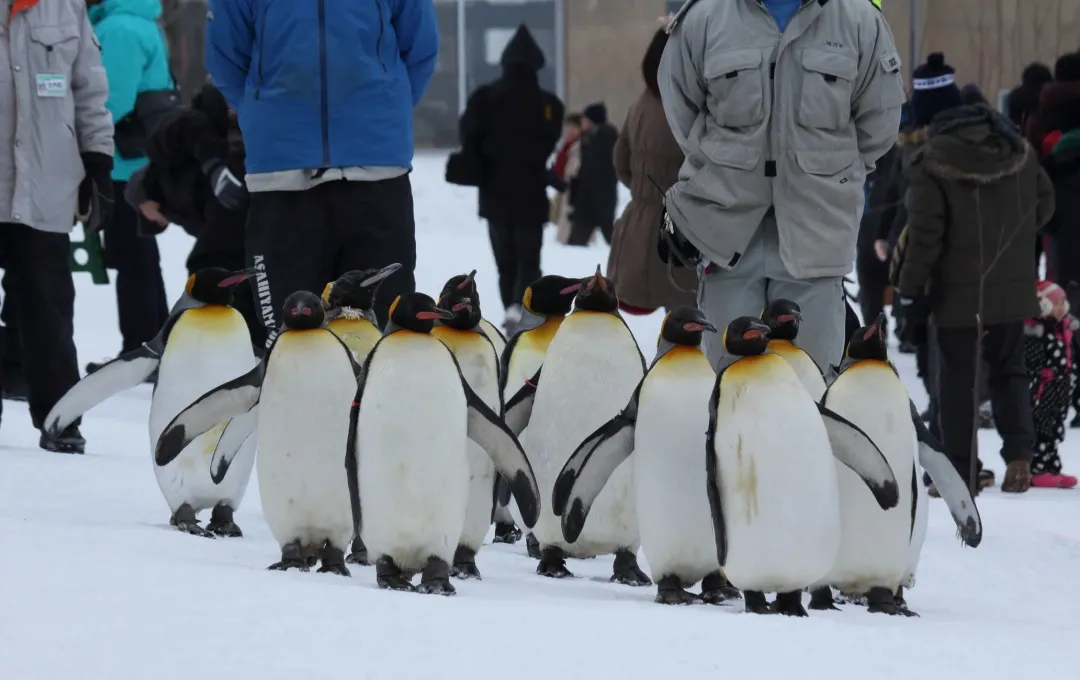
[202,159,247,210]
[77,151,114,233]
[656,207,701,268]
[898,295,931,345]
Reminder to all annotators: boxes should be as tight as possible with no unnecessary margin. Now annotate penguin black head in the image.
[722,316,772,357]
[660,306,718,347]
[388,292,454,334]
[846,312,889,361]
[185,267,258,306]
[321,263,403,313]
[437,270,483,330]
[282,291,326,331]
[523,275,581,316]
[761,299,802,341]
[573,266,619,313]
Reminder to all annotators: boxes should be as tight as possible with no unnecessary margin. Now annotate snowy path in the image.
[1,152,1077,679]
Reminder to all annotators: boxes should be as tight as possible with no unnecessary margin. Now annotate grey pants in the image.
[699,214,845,373]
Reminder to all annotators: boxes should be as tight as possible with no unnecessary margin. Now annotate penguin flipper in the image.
[209,404,259,484]
[817,402,900,510]
[154,363,264,467]
[462,378,541,529]
[503,368,540,437]
[553,384,640,543]
[705,370,728,566]
[909,400,982,547]
[43,344,161,435]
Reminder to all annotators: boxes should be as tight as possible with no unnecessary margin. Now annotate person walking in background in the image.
[206,0,438,339]
[896,53,1055,495]
[567,103,618,247]
[87,0,175,373]
[857,114,904,336]
[1,0,115,453]
[659,0,905,373]
[1023,281,1078,489]
[551,113,582,245]
[1007,62,1053,133]
[161,0,207,103]
[457,25,563,335]
[606,28,696,315]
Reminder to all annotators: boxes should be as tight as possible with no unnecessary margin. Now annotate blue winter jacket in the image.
[205,0,440,174]
[90,0,175,182]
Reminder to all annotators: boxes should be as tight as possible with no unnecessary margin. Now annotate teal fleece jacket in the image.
[90,0,174,181]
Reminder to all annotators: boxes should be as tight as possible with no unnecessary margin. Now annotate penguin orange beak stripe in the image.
[452,300,472,313]
[683,322,706,332]
[416,311,442,320]
[560,282,582,295]
[457,270,477,290]
[777,314,797,324]
[218,269,258,287]
[863,324,879,341]
[742,329,764,340]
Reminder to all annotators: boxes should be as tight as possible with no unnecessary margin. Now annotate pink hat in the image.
[1037,280,1068,316]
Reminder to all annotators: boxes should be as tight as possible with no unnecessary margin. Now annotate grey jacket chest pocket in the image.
[29,24,82,80]
[797,49,857,130]
[704,50,765,129]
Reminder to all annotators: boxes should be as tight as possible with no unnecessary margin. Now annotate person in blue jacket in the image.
[206,0,439,340]
[87,0,174,371]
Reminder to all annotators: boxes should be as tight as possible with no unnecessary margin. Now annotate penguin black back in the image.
[573,266,619,313]
[523,275,581,316]
[186,267,257,306]
[322,263,403,313]
[846,312,889,361]
[659,306,718,347]
[387,293,454,334]
[282,291,326,331]
[761,299,802,341]
[723,317,772,357]
[438,271,483,331]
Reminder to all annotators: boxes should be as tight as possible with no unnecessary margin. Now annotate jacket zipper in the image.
[254,10,269,99]
[374,0,387,71]
[318,0,331,166]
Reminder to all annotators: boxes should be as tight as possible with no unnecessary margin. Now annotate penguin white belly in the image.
[712,354,840,593]
[818,363,914,594]
[432,327,500,553]
[634,357,717,583]
[150,306,258,514]
[516,312,643,556]
[256,330,356,551]
[904,461,929,588]
[501,319,560,401]
[769,341,825,401]
[358,334,469,570]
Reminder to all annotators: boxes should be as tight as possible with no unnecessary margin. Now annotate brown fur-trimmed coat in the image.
[896,104,1055,328]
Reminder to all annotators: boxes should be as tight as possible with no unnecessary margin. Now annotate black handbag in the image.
[445,145,484,187]
[114,87,184,160]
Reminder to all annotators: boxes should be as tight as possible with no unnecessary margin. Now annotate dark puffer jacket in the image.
[897,104,1055,328]
[1043,129,1080,293]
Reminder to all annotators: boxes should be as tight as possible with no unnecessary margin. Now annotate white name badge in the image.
[36,73,68,97]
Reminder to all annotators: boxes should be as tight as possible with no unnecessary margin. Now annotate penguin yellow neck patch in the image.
[519,316,563,351]
[184,274,196,295]
[321,282,334,305]
[389,296,400,319]
[522,288,534,313]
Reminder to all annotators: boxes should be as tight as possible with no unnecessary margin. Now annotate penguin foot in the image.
[375,557,415,592]
[525,533,542,559]
[206,504,242,538]
[418,557,457,596]
[771,591,809,617]
[268,541,309,572]
[835,591,867,607]
[610,549,651,587]
[316,543,351,577]
[492,522,522,545]
[537,546,574,579]
[866,587,918,616]
[655,576,699,605]
[170,505,215,539]
[450,546,482,580]
[700,572,742,604]
[302,542,321,568]
[808,586,841,611]
[345,537,370,565]
[743,590,775,615]
[893,586,908,608]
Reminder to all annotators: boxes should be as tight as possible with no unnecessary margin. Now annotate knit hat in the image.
[1036,280,1068,317]
[911,53,963,127]
[1054,52,1080,82]
[583,103,608,125]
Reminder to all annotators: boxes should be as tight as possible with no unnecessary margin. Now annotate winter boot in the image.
[1000,460,1032,494]
[1031,473,1079,489]
[40,424,86,454]
[503,304,524,337]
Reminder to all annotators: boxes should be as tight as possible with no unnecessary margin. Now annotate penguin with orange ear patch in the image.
[761,299,826,401]
[322,263,402,360]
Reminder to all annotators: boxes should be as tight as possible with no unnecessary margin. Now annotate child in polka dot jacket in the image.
[1023,281,1079,488]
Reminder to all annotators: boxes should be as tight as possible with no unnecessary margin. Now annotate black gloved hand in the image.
[202,159,247,210]
[656,207,701,268]
[77,151,114,233]
[898,295,931,345]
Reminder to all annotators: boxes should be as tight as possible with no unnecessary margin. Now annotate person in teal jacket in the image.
[87,0,173,368]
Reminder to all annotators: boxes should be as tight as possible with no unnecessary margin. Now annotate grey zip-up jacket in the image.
[1,0,113,233]
[659,0,904,278]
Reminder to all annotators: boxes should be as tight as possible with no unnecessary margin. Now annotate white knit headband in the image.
[912,74,955,90]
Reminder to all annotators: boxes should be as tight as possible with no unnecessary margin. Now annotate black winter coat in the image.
[858,144,900,250]
[459,26,564,226]
[570,123,619,229]
[1043,140,1080,291]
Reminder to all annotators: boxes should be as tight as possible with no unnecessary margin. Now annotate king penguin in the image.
[705,317,900,616]
[322,263,403,360]
[809,315,982,616]
[504,266,649,584]
[552,307,743,605]
[761,299,826,401]
[155,291,361,574]
[345,292,541,595]
[44,267,260,537]
[431,271,502,580]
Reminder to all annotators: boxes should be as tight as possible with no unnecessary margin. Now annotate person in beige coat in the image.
[607,28,697,314]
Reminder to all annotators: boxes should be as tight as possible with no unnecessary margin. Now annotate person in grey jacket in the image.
[0,0,114,454]
[658,0,905,373]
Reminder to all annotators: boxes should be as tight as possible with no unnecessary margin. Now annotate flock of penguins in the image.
[44,263,984,618]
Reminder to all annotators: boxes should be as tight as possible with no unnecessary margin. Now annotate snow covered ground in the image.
[2,151,1078,680]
